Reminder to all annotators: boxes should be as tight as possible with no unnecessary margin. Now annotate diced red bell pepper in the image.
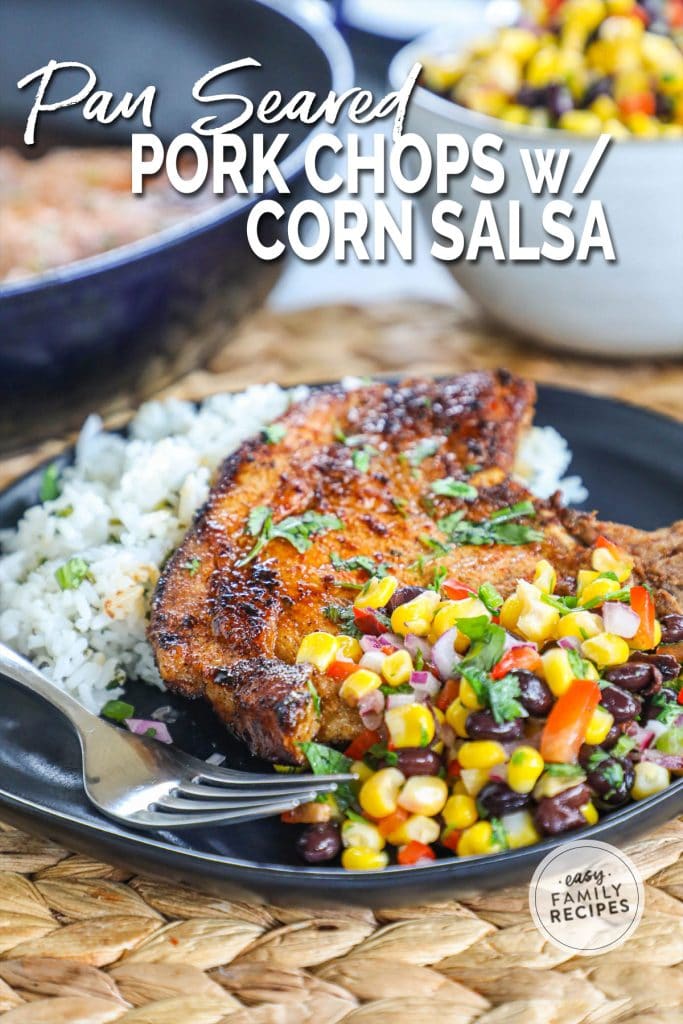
[436,678,460,711]
[353,606,385,635]
[677,688,683,706]
[491,646,542,679]
[540,678,601,764]
[397,840,436,866]
[619,92,656,117]
[595,534,624,558]
[442,578,476,600]
[344,729,381,760]
[630,585,656,649]
[377,808,409,838]
[440,828,461,852]
[446,758,462,779]
[327,660,360,680]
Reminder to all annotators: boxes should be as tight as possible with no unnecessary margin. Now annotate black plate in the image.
[0,384,682,906]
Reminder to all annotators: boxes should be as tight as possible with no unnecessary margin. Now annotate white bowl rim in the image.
[389,25,683,149]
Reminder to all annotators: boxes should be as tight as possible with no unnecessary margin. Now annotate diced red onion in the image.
[626,722,655,750]
[151,705,179,723]
[359,689,385,731]
[436,720,455,747]
[641,749,683,771]
[503,633,538,652]
[432,628,462,681]
[404,634,432,661]
[379,632,403,650]
[125,719,172,744]
[489,763,508,783]
[647,719,670,742]
[410,670,441,701]
[557,636,581,651]
[386,691,416,710]
[359,650,386,674]
[602,602,640,639]
[360,634,385,653]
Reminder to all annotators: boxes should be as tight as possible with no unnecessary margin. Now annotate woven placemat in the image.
[1,301,682,1023]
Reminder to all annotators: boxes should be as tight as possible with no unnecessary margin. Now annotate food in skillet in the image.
[149,372,683,868]
[420,0,683,137]
[0,147,218,283]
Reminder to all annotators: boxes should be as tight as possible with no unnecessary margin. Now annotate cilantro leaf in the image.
[238,507,343,566]
[352,445,376,473]
[367,743,399,766]
[306,680,321,716]
[490,817,509,849]
[39,463,61,503]
[611,735,636,759]
[323,603,362,638]
[298,741,352,775]
[438,502,542,548]
[429,565,448,593]
[262,423,287,444]
[486,673,527,724]
[404,437,441,467]
[181,557,201,576]
[568,648,592,680]
[330,553,388,577]
[544,763,586,779]
[431,478,478,501]
[55,557,94,591]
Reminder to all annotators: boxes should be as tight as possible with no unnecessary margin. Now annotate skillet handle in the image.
[0,641,99,736]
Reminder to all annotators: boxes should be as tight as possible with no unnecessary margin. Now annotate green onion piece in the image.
[101,699,134,722]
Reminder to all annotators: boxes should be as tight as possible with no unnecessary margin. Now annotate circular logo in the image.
[529,840,644,956]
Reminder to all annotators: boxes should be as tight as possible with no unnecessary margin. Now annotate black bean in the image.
[602,723,623,749]
[517,84,548,108]
[661,614,683,645]
[583,77,612,106]
[385,586,424,614]
[547,83,573,119]
[296,823,341,864]
[466,711,524,742]
[630,651,680,682]
[535,783,592,836]
[392,747,442,777]
[477,782,530,817]
[604,662,659,692]
[642,687,678,722]
[586,756,634,808]
[515,670,554,716]
[599,685,641,722]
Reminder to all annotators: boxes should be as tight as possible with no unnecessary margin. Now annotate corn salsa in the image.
[421,0,683,137]
[289,536,683,869]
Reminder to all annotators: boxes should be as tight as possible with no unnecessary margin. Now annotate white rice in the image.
[0,386,586,712]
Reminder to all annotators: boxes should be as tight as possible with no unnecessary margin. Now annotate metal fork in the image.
[0,643,354,830]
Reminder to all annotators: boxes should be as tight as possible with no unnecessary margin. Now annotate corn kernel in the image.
[541,647,576,697]
[498,27,540,62]
[534,769,587,800]
[556,610,604,641]
[359,767,405,818]
[457,820,505,856]
[581,801,599,826]
[390,590,440,637]
[341,818,385,851]
[533,559,557,594]
[591,94,619,120]
[581,632,630,668]
[341,847,389,870]
[430,597,491,649]
[591,545,633,582]
[450,779,468,795]
[351,759,374,785]
[431,706,446,755]
[443,793,478,830]
[502,809,541,848]
[527,46,560,87]
[460,768,490,796]
[585,705,614,744]
[631,761,670,800]
[500,103,529,124]
[381,649,413,687]
[580,577,621,607]
[500,593,522,631]
[458,740,507,770]
[385,703,435,748]
[577,569,599,595]
[336,635,362,661]
[339,668,382,707]
[355,574,398,610]
[629,618,662,651]
[296,632,339,671]
[459,677,485,710]
[398,775,449,816]
[446,698,471,737]
[516,581,560,644]
[558,110,603,135]
[508,746,545,793]
[387,814,440,846]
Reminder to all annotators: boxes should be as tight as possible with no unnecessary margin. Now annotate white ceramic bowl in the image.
[390,28,683,357]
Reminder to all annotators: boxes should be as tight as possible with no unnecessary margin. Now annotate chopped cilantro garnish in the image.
[478,582,503,613]
[367,743,399,766]
[54,505,74,519]
[298,741,352,775]
[586,749,610,771]
[238,506,343,566]
[429,565,448,593]
[39,463,61,503]
[431,478,478,501]
[181,557,201,576]
[490,817,509,849]
[582,588,631,609]
[414,648,425,671]
[307,680,322,716]
[262,423,287,444]
[330,553,388,577]
[419,534,451,557]
[611,735,636,759]
[101,699,135,723]
[465,463,481,474]
[55,557,94,591]
[486,673,527,725]
[352,445,376,473]
[323,603,362,638]
[438,502,542,548]
[345,809,368,824]
[391,496,408,517]
[567,648,592,680]
[404,437,441,467]
[380,682,414,696]
[541,593,579,615]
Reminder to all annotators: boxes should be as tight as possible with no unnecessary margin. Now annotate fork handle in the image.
[0,642,98,736]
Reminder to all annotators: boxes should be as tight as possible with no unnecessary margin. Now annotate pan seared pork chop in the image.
[149,373,682,763]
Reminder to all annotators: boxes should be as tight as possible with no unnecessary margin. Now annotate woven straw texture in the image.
[1,301,682,1022]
